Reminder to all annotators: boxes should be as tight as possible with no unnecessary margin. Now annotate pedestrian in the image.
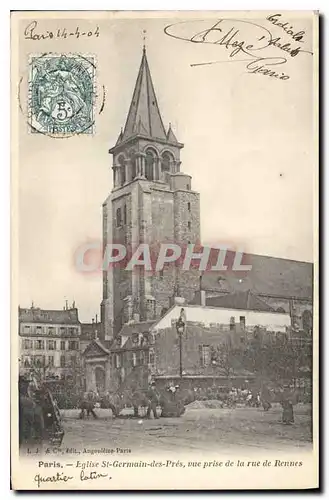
[80,391,98,419]
[33,386,46,442]
[167,383,176,402]
[146,381,159,419]
[260,384,272,411]
[281,400,294,424]
[262,399,272,411]
[104,391,119,418]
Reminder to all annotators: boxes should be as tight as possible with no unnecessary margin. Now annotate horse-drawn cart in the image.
[19,375,64,447]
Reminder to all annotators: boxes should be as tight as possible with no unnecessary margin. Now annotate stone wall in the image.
[174,189,201,303]
[153,322,243,378]
[109,349,149,392]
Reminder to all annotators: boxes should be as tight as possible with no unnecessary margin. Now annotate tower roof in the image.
[166,123,179,143]
[121,48,167,143]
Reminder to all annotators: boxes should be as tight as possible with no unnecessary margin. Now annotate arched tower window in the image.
[161,152,173,173]
[145,149,156,181]
[129,150,137,180]
[118,155,126,186]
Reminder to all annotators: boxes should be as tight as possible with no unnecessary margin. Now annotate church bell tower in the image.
[101,47,201,340]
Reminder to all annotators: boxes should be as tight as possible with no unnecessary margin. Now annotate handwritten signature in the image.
[164,17,313,81]
[24,20,100,41]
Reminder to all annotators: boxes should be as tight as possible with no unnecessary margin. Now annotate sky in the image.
[15,12,316,322]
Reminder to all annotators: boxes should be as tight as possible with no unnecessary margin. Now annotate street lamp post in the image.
[176,315,185,378]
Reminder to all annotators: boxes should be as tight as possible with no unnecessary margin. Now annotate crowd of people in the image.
[20,370,305,435]
[189,384,298,424]
[56,380,300,426]
[191,386,261,407]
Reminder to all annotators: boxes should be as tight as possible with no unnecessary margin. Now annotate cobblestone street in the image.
[52,404,313,456]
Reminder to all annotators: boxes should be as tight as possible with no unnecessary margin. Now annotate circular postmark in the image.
[21,53,105,139]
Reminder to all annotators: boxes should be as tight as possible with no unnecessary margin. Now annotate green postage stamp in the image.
[28,54,96,136]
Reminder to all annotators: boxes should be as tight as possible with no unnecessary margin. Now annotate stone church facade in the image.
[83,47,313,394]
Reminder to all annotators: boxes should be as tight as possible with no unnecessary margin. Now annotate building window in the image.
[60,355,65,368]
[140,351,146,365]
[132,352,137,367]
[199,345,211,367]
[24,325,30,333]
[35,339,44,350]
[121,165,126,185]
[60,340,66,350]
[68,327,78,335]
[48,326,55,335]
[70,355,77,366]
[123,204,127,225]
[36,326,42,334]
[23,358,30,368]
[47,340,56,350]
[68,340,78,350]
[239,316,246,329]
[145,149,156,180]
[130,151,137,179]
[187,202,191,211]
[118,155,126,186]
[59,327,66,335]
[48,356,54,367]
[115,354,121,368]
[132,333,139,345]
[116,207,122,227]
[186,184,190,190]
[149,349,155,365]
[230,317,235,331]
[33,355,45,367]
[23,339,32,350]
[188,221,191,230]
[159,269,164,279]
[161,152,172,172]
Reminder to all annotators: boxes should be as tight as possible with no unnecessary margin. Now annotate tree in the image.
[241,333,312,387]
[210,339,242,379]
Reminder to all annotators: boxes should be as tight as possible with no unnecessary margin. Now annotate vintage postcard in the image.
[11,11,319,490]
